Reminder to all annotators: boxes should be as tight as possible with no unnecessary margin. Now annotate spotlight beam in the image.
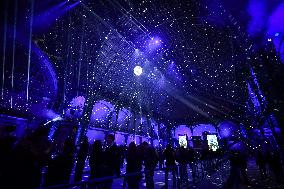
[161,76,242,123]
[80,2,136,50]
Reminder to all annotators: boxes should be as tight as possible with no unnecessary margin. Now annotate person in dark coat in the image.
[126,142,143,189]
[163,144,177,189]
[89,140,104,189]
[101,134,121,189]
[187,147,197,183]
[10,126,52,189]
[176,146,189,186]
[256,149,267,179]
[158,147,164,169]
[142,141,158,189]
[0,126,16,188]
[239,150,250,185]
[89,140,104,179]
[45,137,75,187]
[74,137,89,182]
[223,149,241,189]
[268,149,284,183]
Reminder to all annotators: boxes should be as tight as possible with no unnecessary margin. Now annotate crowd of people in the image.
[1,125,283,189]
[0,125,224,189]
[224,142,284,189]
[255,147,284,183]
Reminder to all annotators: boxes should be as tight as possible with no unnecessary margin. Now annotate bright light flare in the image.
[44,116,63,125]
[134,66,143,76]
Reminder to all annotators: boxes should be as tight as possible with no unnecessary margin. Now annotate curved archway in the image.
[89,100,115,127]
[217,121,239,139]
[1,39,58,118]
[174,125,192,139]
[117,108,132,130]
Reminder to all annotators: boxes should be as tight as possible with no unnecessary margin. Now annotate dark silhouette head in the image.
[129,141,137,152]
[106,134,115,146]
[166,144,172,149]
[93,140,102,152]
[33,126,49,137]
[142,141,149,148]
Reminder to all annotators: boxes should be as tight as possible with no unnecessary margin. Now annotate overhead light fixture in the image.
[134,66,143,76]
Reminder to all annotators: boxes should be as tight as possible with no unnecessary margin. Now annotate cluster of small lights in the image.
[0,0,281,146]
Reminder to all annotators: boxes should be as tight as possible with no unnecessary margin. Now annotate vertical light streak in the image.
[1,1,8,99]
[77,19,85,96]
[62,14,72,114]
[11,0,18,108]
[27,0,34,101]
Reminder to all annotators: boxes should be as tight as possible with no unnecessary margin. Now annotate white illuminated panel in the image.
[207,134,219,151]
[179,135,187,148]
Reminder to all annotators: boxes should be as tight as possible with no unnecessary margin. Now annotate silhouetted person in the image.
[142,141,158,189]
[89,140,104,189]
[268,149,284,183]
[45,137,75,187]
[74,137,89,182]
[256,149,267,179]
[163,144,177,189]
[137,144,144,177]
[176,146,189,186]
[223,150,241,189]
[10,126,52,189]
[187,147,197,183]
[0,126,16,188]
[119,145,127,168]
[239,150,250,185]
[126,142,142,189]
[158,147,164,169]
[101,134,121,189]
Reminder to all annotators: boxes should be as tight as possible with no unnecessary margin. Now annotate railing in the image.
[39,156,228,189]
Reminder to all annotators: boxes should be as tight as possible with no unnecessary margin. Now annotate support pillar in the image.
[125,134,129,145]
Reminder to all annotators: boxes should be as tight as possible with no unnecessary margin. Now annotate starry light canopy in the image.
[1,0,261,134]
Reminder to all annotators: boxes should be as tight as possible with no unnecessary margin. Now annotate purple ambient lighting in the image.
[247,0,267,36]
[148,37,162,51]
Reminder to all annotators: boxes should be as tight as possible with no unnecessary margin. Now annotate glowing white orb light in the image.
[134,65,143,76]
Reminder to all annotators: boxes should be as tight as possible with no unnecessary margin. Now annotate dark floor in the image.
[65,158,284,189]
[196,159,284,189]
